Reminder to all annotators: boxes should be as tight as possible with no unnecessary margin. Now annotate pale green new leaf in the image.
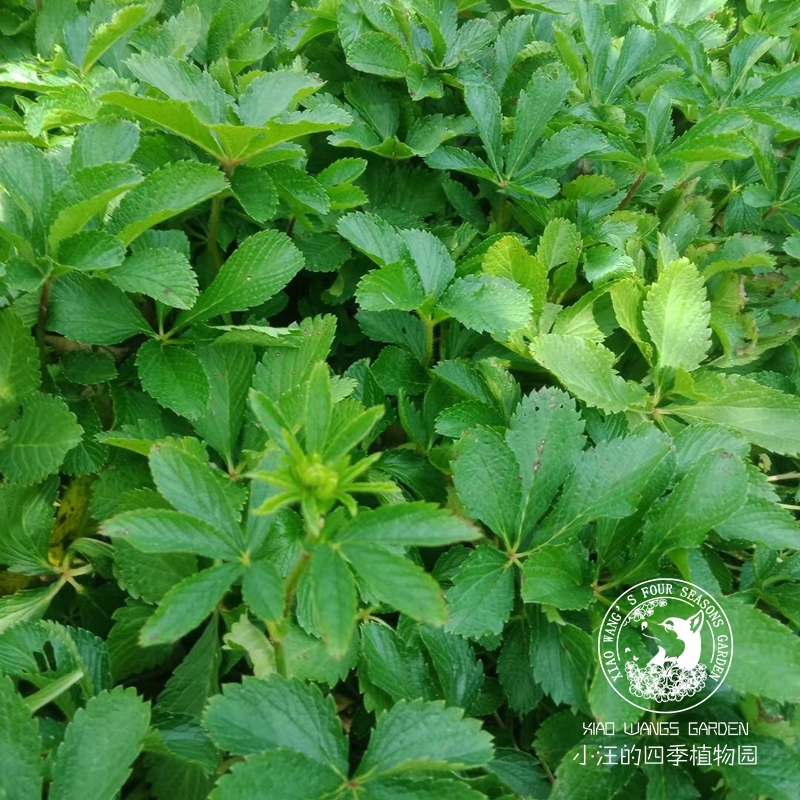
[642,258,711,371]
[668,372,800,456]
[529,334,648,413]
[82,4,153,74]
[482,236,547,313]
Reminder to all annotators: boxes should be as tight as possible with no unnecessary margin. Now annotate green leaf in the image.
[0,308,40,426]
[356,262,425,312]
[634,450,748,574]
[48,273,152,345]
[400,229,456,299]
[529,334,648,413]
[70,118,140,170]
[507,387,586,535]
[110,248,199,310]
[177,230,303,327]
[126,54,231,123]
[482,236,547,313]
[524,126,607,174]
[720,596,800,702]
[521,541,593,609]
[48,164,142,250]
[58,231,125,271]
[506,70,570,179]
[269,163,330,215]
[203,674,348,770]
[0,394,83,485]
[107,162,226,246]
[336,503,479,547]
[340,542,446,625]
[148,438,244,545]
[140,563,241,646]
[137,341,210,420]
[237,71,323,126]
[346,33,409,78]
[0,479,56,571]
[230,166,277,222]
[50,687,151,800]
[242,559,284,622]
[102,509,242,559]
[307,543,357,658]
[193,344,255,465]
[100,92,224,157]
[337,212,404,268]
[439,275,532,336]
[0,674,41,800]
[668,372,800,456]
[82,4,153,74]
[535,428,673,547]
[445,546,515,639]
[356,699,493,778]
[0,586,61,636]
[642,258,711,371]
[452,428,521,547]
[464,83,503,176]
[210,751,342,800]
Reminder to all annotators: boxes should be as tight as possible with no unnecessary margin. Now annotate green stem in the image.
[420,313,435,365]
[208,195,224,270]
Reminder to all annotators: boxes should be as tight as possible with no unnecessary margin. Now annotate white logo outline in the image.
[598,578,734,714]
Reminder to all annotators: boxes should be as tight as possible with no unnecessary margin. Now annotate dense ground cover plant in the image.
[2,0,800,797]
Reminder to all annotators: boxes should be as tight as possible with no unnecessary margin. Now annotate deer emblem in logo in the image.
[623,602,708,703]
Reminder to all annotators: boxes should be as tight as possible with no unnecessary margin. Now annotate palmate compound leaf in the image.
[176,229,304,328]
[641,258,711,372]
[0,674,41,800]
[451,387,586,548]
[355,699,494,778]
[49,687,151,800]
[203,674,349,771]
[0,394,83,485]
